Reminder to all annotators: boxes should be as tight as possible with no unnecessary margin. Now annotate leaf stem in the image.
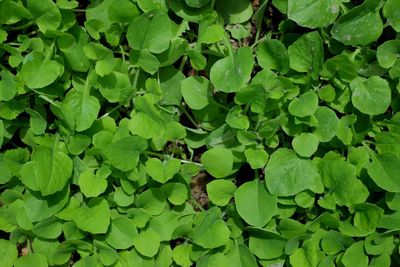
[9,21,33,31]
[180,105,199,128]
[132,68,140,90]
[44,42,56,61]
[38,95,61,108]
[119,45,126,62]
[210,0,216,9]
[6,42,22,47]
[98,104,123,120]
[143,151,204,167]
[210,99,230,111]
[189,198,206,212]
[0,63,8,71]
[244,103,250,115]
[180,160,203,167]
[339,3,349,13]
[179,55,188,72]
[251,36,267,49]
[143,151,165,158]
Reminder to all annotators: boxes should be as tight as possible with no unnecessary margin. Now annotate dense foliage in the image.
[0,0,400,266]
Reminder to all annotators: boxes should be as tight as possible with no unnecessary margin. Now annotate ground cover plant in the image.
[0,0,400,266]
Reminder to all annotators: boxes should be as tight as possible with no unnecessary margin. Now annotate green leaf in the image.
[226,106,249,130]
[133,227,161,257]
[313,106,339,142]
[226,243,258,267]
[256,39,289,74]
[321,52,359,82]
[27,0,61,32]
[321,157,368,206]
[129,95,167,139]
[320,231,352,255]
[288,91,319,118]
[107,136,148,171]
[206,180,236,206]
[146,158,181,183]
[289,247,317,267]
[127,10,176,54]
[188,49,207,71]
[383,0,400,32]
[367,152,400,192]
[71,198,111,234]
[235,180,277,227]
[215,0,253,24]
[292,133,319,157]
[14,253,48,267]
[350,76,391,115]
[210,47,254,93]
[108,0,139,23]
[78,170,107,198]
[288,0,340,28]
[0,70,17,101]
[130,49,160,74]
[193,208,231,249]
[58,28,91,72]
[288,31,323,80]
[201,147,234,178]
[172,244,192,267]
[25,186,70,222]
[331,0,383,45]
[129,112,165,139]
[135,187,166,216]
[181,76,211,110]
[248,229,287,260]
[353,203,384,232]
[33,139,73,196]
[32,217,63,239]
[106,216,138,250]
[0,120,3,149]
[26,108,47,135]
[199,24,226,44]
[185,0,211,8]
[377,40,400,69]
[20,52,63,89]
[341,241,369,267]
[161,182,188,205]
[61,80,100,132]
[265,148,323,196]
[365,233,394,256]
[0,239,18,267]
[244,148,268,169]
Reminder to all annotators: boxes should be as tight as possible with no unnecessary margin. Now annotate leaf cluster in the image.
[0,0,400,266]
